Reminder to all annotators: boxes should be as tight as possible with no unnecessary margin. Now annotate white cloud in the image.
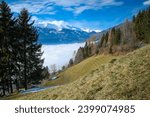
[41,43,85,69]
[11,3,42,14]
[143,0,150,5]
[74,6,92,15]
[52,0,124,15]
[10,1,56,15]
[9,0,123,15]
[100,0,123,6]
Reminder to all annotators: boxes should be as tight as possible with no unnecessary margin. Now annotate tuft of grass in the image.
[8,45,150,100]
[0,93,25,100]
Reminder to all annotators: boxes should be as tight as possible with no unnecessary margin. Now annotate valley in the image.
[0,1,150,100]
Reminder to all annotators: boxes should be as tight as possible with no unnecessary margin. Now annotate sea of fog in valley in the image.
[41,43,85,69]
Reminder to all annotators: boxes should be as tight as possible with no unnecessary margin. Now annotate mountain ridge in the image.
[37,25,97,44]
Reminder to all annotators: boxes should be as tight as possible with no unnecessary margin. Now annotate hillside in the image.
[15,44,150,100]
[43,55,118,86]
[74,7,150,64]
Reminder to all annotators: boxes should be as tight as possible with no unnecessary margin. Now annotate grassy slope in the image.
[13,45,150,99]
[43,55,116,86]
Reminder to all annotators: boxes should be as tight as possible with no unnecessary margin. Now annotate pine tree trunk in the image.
[9,79,13,93]
[24,56,27,90]
[8,63,13,93]
[24,38,27,90]
[2,80,5,96]
[7,80,10,94]
[15,79,19,93]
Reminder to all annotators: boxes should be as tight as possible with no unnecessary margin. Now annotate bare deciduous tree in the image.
[50,64,57,74]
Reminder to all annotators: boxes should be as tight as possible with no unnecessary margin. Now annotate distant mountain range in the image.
[36,23,99,44]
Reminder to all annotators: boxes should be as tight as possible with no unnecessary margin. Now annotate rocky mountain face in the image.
[37,26,96,44]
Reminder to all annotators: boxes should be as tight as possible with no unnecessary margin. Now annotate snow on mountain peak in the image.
[36,20,101,32]
[82,28,101,33]
[37,20,68,31]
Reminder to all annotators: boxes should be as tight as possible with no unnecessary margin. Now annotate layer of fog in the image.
[41,43,85,70]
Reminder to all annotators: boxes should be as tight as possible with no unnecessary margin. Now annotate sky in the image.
[5,0,150,31]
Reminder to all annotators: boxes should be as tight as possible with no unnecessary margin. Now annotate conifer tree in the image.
[17,8,43,89]
[0,1,16,95]
[134,7,150,43]
[0,1,45,95]
[84,42,89,57]
[114,29,121,45]
[68,58,73,67]
[99,34,105,47]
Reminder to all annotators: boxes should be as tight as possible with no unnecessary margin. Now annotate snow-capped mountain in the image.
[36,21,83,31]
[36,22,98,44]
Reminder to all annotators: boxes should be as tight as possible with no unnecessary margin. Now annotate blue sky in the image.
[5,0,150,31]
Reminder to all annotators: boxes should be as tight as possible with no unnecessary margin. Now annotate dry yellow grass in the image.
[43,55,117,86]
[10,45,150,100]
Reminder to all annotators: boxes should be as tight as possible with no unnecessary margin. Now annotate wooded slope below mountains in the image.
[74,7,150,64]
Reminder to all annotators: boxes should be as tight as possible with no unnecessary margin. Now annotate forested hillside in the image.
[74,7,150,64]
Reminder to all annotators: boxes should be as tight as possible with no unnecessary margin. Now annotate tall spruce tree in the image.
[114,29,121,45]
[17,8,43,90]
[28,27,44,83]
[0,1,16,95]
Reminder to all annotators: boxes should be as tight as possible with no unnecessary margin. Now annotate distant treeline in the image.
[0,1,49,96]
[73,7,150,64]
